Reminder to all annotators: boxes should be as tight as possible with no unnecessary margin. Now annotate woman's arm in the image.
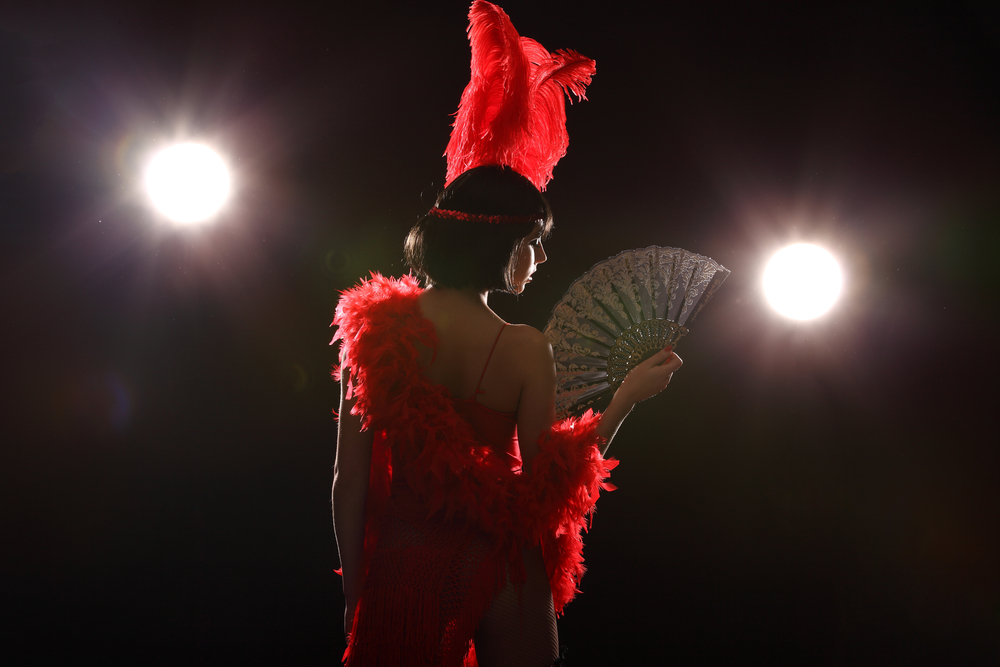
[513,328,559,470]
[517,332,682,457]
[594,346,683,454]
[332,370,374,637]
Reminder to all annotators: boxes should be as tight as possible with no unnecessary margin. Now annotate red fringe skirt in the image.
[344,485,507,667]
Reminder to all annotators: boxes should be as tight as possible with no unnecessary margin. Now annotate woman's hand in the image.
[616,346,683,406]
[344,596,358,638]
[596,346,682,451]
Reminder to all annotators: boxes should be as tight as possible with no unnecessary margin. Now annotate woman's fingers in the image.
[640,346,673,367]
[618,347,684,403]
[648,352,681,386]
[636,345,674,368]
[638,346,683,371]
[661,350,683,373]
[344,599,358,638]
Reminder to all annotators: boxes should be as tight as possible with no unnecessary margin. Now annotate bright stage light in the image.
[763,243,843,320]
[145,143,230,223]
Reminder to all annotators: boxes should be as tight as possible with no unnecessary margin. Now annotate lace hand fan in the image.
[544,246,730,419]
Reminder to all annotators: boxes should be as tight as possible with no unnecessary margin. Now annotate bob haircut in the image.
[405,166,554,293]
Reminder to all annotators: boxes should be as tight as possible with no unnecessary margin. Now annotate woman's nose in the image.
[536,243,547,264]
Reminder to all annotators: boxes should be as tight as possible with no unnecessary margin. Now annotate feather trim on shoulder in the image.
[331,273,429,428]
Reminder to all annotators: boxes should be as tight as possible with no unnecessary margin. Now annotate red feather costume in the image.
[332,274,617,666]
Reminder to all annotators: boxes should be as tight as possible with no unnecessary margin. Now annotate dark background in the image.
[2,1,997,664]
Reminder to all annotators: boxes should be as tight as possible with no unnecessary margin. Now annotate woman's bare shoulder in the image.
[502,323,550,346]
[500,324,554,367]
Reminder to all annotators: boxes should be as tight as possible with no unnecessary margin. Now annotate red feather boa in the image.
[331,273,616,615]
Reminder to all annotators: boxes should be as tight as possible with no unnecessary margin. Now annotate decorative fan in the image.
[544,246,730,418]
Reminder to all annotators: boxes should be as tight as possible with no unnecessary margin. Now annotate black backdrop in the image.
[2,1,998,663]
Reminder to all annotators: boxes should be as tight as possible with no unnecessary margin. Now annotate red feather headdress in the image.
[444,1,596,192]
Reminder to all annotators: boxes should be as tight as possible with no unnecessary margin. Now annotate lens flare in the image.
[763,243,843,320]
[145,143,230,223]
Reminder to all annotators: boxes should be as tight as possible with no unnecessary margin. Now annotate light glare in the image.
[145,143,230,223]
[763,243,842,320]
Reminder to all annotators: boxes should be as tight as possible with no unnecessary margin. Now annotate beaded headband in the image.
[427,207,542,225]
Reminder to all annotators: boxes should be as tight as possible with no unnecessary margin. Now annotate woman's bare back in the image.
[417,288,532,413]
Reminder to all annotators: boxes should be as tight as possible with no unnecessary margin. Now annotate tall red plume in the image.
[444,1,596,191]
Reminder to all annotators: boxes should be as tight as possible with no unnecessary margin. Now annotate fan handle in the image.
[607,319,687,390]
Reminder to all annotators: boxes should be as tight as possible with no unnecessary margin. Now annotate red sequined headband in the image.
[427,207,541,225]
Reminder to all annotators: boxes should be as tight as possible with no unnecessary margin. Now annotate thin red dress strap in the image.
[473,323,507,396]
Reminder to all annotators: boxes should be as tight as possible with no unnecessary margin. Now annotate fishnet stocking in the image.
[474,545,559,667]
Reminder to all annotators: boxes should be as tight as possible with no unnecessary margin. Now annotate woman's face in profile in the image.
[511,233,547,294]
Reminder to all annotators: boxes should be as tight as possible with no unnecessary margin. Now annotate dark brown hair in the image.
[404,166,553,292]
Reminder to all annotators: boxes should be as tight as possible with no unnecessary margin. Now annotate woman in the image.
[332,165,683,666]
